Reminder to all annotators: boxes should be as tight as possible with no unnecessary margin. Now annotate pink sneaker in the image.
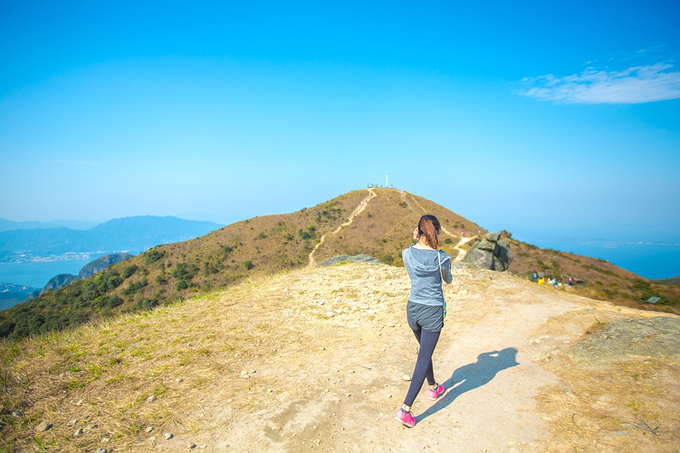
[428,384,445,401]
[395,409,416,428]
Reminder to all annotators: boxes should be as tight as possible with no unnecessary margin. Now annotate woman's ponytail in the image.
[418,214,441,249]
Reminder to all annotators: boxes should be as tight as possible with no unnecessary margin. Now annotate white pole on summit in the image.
[386,173,388,187]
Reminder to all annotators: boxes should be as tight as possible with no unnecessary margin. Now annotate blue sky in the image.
[1,0,679,246]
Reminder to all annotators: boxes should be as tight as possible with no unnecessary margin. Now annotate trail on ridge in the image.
[307,188,377,267]
[399,190,456,238]
[453,235,477,262]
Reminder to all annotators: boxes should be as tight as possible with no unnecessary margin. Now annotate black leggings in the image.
[403,326,441,407]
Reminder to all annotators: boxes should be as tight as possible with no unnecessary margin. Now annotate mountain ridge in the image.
[1,188,677,340]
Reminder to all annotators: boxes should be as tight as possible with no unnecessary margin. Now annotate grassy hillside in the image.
[505,237,680,312]
[1,188,677,340]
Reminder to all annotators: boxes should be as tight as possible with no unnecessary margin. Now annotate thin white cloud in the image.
[520,63,680,104]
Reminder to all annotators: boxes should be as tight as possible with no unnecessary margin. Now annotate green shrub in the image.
[107,296,123,309]
[176,280,189,290]
[171,263,199,281]
[123,265,139,279]
[107,275,123,290]
[136,298,158,310]
[299,227,316,240]
[122,280,147,296]
[145,250,165,264]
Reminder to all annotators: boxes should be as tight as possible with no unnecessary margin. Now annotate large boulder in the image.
[464,233,513,271]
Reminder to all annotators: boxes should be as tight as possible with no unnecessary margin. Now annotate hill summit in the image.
[1,188,677,340]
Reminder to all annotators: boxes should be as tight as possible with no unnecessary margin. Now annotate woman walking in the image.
[395,214,452,428]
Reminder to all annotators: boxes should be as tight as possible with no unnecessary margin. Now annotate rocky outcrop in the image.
[318,254,381,267]
[567,317,680,370]
[464,233,513,271]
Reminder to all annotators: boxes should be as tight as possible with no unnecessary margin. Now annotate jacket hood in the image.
[402,245,451,276]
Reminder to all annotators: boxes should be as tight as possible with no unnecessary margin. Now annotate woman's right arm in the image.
[441,253,453,284]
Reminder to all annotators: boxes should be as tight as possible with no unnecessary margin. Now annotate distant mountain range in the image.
[0,218,97,232]
[0,283,36,311]
[0,216,224,262]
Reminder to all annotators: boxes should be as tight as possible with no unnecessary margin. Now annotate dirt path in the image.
[453,235,477,262]
[399,190,456,239]
[308,188,377,267]
[149,263,676,452]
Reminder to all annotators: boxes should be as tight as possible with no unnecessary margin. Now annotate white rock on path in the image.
[35,421,52,432]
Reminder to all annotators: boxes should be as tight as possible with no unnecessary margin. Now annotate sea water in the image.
[0,253,109,289]
[524,239,680,280]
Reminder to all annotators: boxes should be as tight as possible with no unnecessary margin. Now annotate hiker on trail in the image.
[396,214,453,428]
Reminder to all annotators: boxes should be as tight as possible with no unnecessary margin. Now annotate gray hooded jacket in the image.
[402,245,453,306]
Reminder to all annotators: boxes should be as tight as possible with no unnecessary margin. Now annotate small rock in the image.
[188,442,197,449]
[147,395,157,403]
[102,437,111,443]
[75,399,84,406]
[349,369,355,374]
[11,411,22,417]
[67,419,78,426]
[35,421,52,432]
[145,426,154,433]
[176,378,184,383]
[267,388,273,393]
[164,432,173,440]
[242,374,251,379]
[95,449,107,453]
[74,427,84,436]
[346,393,351,397]
[402,375,411,381]
[386,394,392,398]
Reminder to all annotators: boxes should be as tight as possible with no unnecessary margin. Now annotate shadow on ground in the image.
[417,348,519,422]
